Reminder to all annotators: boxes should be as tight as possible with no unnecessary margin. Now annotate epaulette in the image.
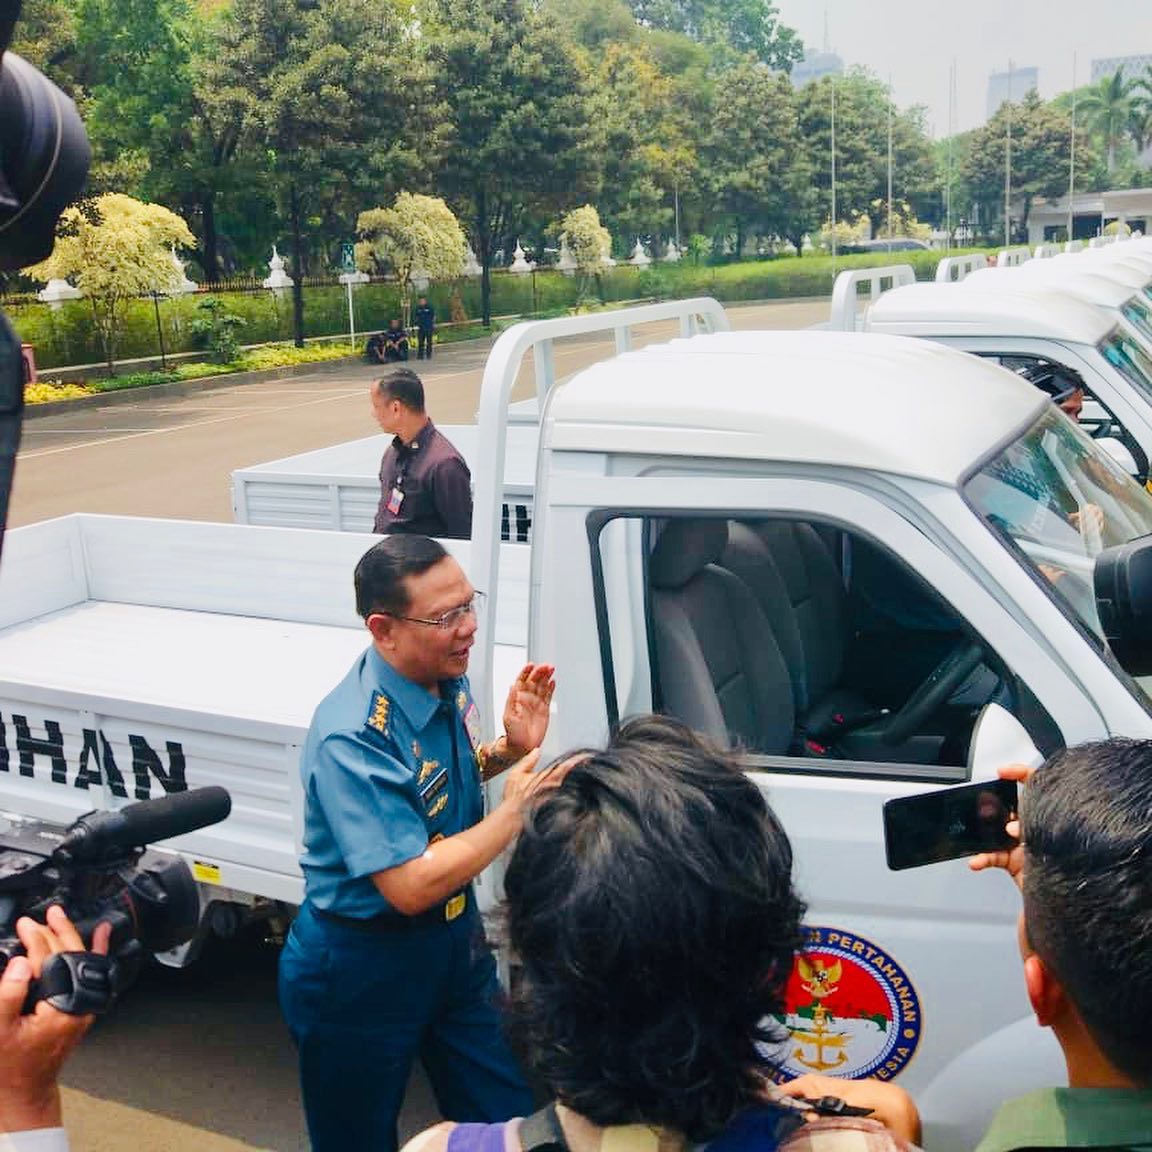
[365,690,392,737]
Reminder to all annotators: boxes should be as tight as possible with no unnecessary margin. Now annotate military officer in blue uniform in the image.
[278,534,561,1152]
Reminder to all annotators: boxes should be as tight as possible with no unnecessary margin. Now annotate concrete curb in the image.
[24,356,368,419]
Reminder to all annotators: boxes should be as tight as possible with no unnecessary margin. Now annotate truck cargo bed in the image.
[0,515,528,903]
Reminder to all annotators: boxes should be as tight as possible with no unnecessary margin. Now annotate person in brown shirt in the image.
[371,368,473,539]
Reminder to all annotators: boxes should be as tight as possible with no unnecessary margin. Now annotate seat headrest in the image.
[650,519,729,590]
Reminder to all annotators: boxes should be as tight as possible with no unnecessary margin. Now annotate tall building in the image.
[791,49,844,89]
[986,67,1039,119]
[1090,54,1152,83]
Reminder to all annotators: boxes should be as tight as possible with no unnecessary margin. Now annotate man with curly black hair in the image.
[401,715,918,1152]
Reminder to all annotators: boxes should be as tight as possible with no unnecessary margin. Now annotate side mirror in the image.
[1095,437,1140,478]
[1094,535,1152,675]
[968,703,1043,776]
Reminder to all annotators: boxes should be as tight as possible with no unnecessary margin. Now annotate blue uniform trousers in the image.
[279,899,533,1152]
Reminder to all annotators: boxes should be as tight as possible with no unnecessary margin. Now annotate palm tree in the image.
[1079,68,1135,171]
[1133,65,1152,160]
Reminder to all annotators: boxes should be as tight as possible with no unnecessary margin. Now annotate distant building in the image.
[986,67,1039,119]
[1090,54,1152,83]
[791,49,844,89]
[1025,187,1152,245]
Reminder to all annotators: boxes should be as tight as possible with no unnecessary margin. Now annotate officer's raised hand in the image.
[478,664,556,780]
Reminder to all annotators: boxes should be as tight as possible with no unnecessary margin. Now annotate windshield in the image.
[964,408,1152,705]
[1123,297,1152,346]
[1100,326,1152,403]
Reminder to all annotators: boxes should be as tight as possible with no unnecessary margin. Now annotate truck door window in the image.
[973,352,1148,480]
[599,514,1053,782]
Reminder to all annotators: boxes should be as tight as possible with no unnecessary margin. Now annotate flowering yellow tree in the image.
[560,205,612,278]
[356,194,467,326]
[27,194,195,372]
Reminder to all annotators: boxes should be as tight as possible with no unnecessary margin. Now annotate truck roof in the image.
[864,282,1115,342]
[962,265,1136,308]
[546,330,1047,485]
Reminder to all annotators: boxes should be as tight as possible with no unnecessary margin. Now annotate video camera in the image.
[0,786,233,1012]
[0,5,228,1016]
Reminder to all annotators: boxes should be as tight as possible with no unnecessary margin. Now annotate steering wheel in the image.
[877,640,986,747]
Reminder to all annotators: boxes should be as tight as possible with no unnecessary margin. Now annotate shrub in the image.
[25,380,96,404]
[189,297,247,363]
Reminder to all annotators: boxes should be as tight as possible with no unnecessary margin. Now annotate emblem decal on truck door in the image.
[770,926,923,1082]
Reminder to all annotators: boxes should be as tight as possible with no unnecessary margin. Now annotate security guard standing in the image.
[414,295,435,360]
[278,534,562,1152]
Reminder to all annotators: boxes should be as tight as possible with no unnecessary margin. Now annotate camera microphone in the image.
[55,787,233,862]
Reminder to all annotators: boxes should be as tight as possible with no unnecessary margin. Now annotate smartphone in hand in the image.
[883,779,1019,870]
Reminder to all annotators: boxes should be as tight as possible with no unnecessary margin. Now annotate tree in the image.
[700,60,813,255]
[1129,65,1152,159]
[216,0,431,342]
[624,0,802,70]
[580,40,684,246]
[26,193,195,371]
[8,0,78,75]
[429,0,602,326]
[357,194,467,325]
[961,90,1095,239]
[1079,68,1135,172]
[796,70,937,240]
[560,204,612,295]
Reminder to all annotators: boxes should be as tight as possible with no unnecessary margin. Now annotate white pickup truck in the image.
[831,263,1152,482]
[231,423,541,541]
[230,299,730,539]
[7,309,1152,1147]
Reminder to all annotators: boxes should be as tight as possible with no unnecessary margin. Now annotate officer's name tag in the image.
[463,703,482,751]
[386,486,404,514]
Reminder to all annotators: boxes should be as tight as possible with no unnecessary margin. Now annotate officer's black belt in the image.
[313,889,468,930]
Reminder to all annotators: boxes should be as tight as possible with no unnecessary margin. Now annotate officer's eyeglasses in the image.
[381,592,486,630]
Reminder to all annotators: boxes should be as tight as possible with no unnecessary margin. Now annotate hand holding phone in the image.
[883,778,1019,871]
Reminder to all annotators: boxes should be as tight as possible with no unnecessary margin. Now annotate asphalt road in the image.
[9,297,829,1151]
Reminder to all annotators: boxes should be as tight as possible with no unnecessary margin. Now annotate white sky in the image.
[775,0,1149,136]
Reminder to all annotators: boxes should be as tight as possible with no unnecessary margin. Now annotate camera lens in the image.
[0,51,90,271]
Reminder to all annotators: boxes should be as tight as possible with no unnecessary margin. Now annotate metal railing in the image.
[469,297,730,733]
[828,265,917,330]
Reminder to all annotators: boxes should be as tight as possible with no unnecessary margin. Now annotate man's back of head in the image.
[1022,738,1152,1086]
[376,367,425,413]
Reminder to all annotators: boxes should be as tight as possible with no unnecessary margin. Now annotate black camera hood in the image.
[0,0,91,271]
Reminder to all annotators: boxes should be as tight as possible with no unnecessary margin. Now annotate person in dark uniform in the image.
[371,368,473,539]
[383,318,410,362]
[278,534,562,1152]
[414,296,435,360]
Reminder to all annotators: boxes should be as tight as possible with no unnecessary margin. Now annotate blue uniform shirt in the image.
[299,645,484,916]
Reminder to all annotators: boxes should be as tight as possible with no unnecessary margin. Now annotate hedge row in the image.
[7,249,980,371]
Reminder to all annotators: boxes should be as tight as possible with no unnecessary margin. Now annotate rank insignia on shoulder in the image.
[366,692,391,735]
[417,759,440,785]
[427,794,448,819]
